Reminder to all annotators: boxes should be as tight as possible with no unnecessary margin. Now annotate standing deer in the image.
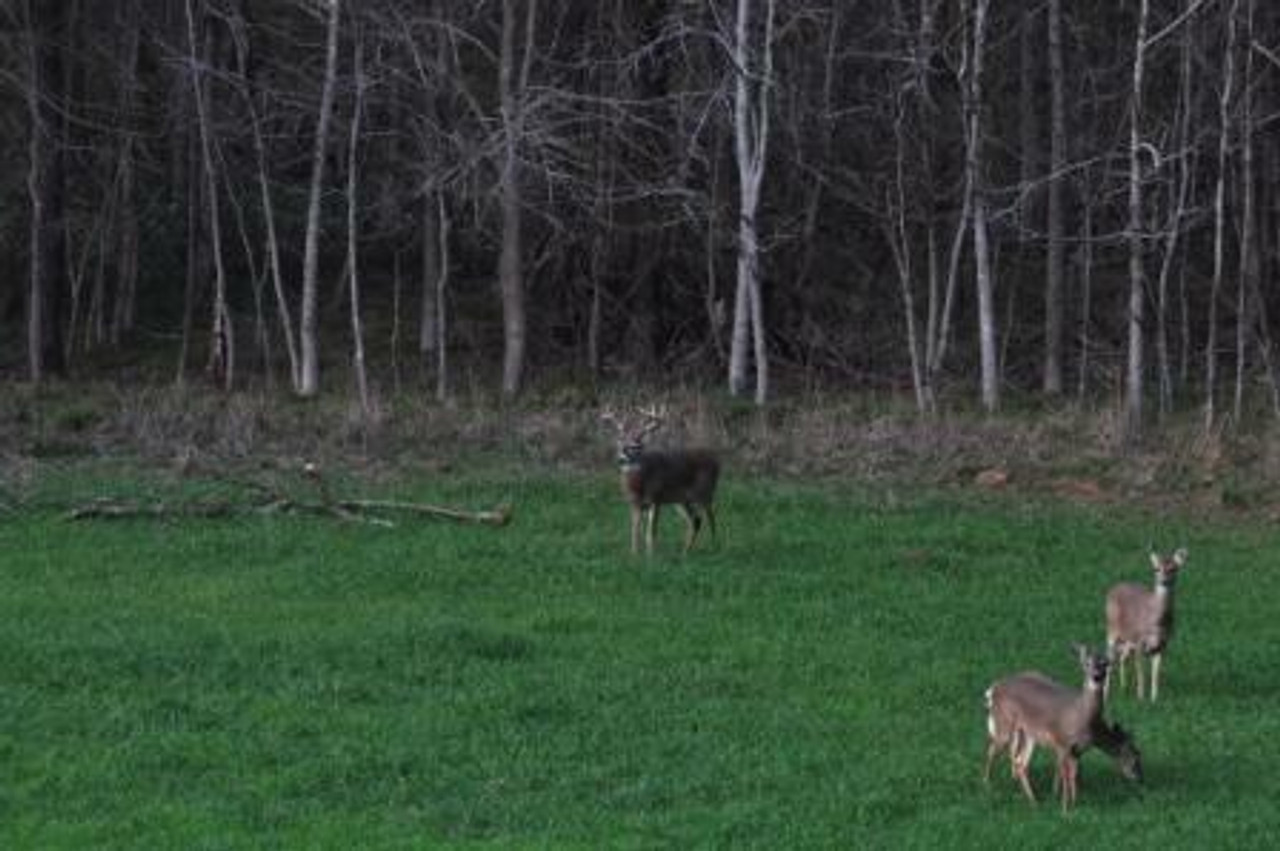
[1105,547,1188,701]
[600,405,720,555]
[984,645,1141,811]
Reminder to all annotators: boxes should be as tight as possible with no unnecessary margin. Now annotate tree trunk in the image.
[346,30,370,418]
[234,0,300,390]
[1123,0,1150,442]
[419,193,439,372]
[25,0,69,383]
[1076,191,1094,401]
[727,0,775,406]
[435,194,451,403]
[969,0,998,412]
[1205,0,1240,429]
[1043,0,1066,396]
[176,120,202,385]
[498,0,536,399]
[1233,0,1256,422]
[185,0,233,390]
[890,92,929,413]
[1155,20,1195,415]
[299,0,342,398]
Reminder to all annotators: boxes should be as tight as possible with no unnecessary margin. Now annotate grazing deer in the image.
[1105,548,1188,701]
[984,645,1140,811]
[600,405,720,555]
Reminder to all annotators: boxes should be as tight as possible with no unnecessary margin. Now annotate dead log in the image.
[64,463,511,529]
[337,499,512,526]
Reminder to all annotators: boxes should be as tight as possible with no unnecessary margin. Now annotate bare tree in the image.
[1233,0,1257,421]
[497,0,537,399]
[967,0,998,412]
[1205,0,1240,429]
[346,24,370,418]
[727,0,776,406]
[231,0,301,390]
[1154,17,1195,415]
[24,0,69,383]
[1123,0,1150,442]
[110,0,141,345]
[1043,0,1066,396]
[299,0,343,397]
[184,0,234,390]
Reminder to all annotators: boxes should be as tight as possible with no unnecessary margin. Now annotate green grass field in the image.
[1,472,1278,848]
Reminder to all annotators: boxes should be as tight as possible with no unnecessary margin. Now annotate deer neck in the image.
[1091,721,1125,757]
[1071,682,1105,742]
[617,447,645,475]
[1153,581,1175,623]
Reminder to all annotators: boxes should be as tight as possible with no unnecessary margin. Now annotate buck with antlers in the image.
[600,405,720,555]
[984,645,1142,811]
[1105,547,1188,701]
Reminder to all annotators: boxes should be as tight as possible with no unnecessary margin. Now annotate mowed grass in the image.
[1,472,1278,848]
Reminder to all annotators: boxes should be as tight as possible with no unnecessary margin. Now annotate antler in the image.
[636,404,666,440]
[599,406,627,436]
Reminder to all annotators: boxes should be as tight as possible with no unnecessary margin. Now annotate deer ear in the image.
[1149,551,1162,569]
[1072,642,1088,662]
[1173,547,1189,566]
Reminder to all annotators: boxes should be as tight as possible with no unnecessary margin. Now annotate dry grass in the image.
[4,379,1280,516]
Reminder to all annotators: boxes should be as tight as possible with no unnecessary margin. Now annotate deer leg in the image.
[1014,739,1038,803]
[678,504,702,552]
[1015,759,1038,804]
[1135,651,1146,700]
[1060,756,1078,811]
[1104,640,1117,698]
[1150,652,1162,702]
[983,738,1000,784]
[645,504,660,553]
[703,504,718,546]
[984,714,1011,784]
[630,505,644,555]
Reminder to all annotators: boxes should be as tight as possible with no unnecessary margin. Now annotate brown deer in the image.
[984,645,1141,811]
[1105,548,1188,701]
[600,405,720,555]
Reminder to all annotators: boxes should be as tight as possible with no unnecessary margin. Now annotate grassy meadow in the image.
[1,470,1278,848]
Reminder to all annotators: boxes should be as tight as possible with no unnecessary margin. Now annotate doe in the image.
[1105,547,1188,701]
[984,644,1142,811]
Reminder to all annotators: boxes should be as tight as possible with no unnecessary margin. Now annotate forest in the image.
[2,0,1279,440]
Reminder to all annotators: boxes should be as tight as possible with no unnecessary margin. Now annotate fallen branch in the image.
[65,462,512,529]
[66,498,242,520]
[338,499,512,526]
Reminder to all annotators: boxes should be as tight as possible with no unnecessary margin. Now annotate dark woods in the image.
[2,0,1279,435]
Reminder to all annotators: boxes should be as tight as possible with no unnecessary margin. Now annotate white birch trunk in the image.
[969,0,998,412]
[727,0,774,405]
[299,0,341,397]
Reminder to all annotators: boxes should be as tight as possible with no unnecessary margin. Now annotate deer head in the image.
[600,404,666,467]
[1074,643,1110,691]
[1149,547,1187,589]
